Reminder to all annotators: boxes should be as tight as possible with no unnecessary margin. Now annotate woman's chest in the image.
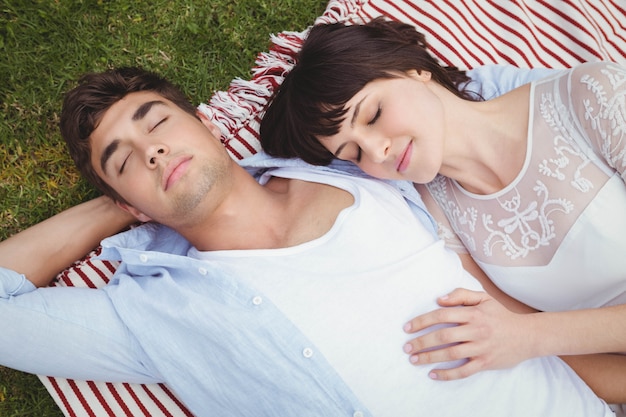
[430,108,619,267]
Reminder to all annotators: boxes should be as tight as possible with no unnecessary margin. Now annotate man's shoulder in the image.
[100,222,191,258]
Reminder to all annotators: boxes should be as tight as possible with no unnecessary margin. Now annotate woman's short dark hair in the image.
[59,67,197,202]
[260,17,476,166]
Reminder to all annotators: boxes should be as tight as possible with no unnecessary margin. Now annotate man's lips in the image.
[162,156,192,191]
[396,141,413,172]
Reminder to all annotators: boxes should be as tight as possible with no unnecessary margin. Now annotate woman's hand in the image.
[403,288,536,380]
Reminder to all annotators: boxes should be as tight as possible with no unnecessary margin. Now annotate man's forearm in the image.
[0,196,135,287]
[562,353,626,403]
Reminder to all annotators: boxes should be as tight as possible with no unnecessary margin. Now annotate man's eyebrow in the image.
[132,100,165,121]
[100,139,120,175]
[334,96,366,156]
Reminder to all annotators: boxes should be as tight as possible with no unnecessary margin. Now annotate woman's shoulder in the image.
[567,61,626,90]
[532,61,626,117]
[571,60,624,73]
[532,61,624,89]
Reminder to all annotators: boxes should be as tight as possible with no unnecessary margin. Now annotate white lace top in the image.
[421,62,626,312]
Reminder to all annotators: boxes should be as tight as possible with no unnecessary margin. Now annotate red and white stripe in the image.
[39,378,193,417]
[351,0,626,68]
[42,0,626,415]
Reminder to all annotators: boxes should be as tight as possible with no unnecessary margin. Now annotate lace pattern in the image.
[425,62,626,267]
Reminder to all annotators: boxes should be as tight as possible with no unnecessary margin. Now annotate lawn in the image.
[0,0,328,415]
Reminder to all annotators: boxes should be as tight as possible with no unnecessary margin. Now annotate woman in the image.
[260,18,626,403]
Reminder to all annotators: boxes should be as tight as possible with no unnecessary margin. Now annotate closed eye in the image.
[119,152,131,174]
[368,106,381,125]
[342,145,362,163]
[151,117,168,132]
[335,144,362,163]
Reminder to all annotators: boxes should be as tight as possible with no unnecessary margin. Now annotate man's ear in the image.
[115,201,152,223]
[196,111,223,140]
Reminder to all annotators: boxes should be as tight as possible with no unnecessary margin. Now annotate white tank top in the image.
[190,167,610,417]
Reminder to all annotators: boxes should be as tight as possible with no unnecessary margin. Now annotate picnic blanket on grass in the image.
[40,0,626,415]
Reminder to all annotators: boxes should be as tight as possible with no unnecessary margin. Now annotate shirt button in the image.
[198,267,208,275]
[353,412,364,417]
[252,296,263,305]
[302,348,314,358]
[139,254,148,263]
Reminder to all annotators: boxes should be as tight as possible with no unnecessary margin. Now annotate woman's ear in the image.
[115,201,152,223]
[406,69,432,81]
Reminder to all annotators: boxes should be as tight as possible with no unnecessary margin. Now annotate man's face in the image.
[89,90,232,226]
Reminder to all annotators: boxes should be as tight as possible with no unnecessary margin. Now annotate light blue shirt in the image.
[0,66,561,417]
[465,64,561,99]
[1,160,421,417]
[243,154,437,235]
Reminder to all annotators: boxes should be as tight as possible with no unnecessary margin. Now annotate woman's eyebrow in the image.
[334,95,368,156]
[350,96,367,127]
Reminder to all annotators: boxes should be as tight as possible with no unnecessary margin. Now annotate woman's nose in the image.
[362,136,390,164]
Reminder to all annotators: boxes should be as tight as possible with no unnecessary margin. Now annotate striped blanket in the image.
[41,0,626,415]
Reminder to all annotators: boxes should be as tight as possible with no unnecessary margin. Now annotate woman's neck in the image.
[439,84,530,195]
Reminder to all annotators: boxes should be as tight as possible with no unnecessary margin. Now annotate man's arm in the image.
[0,270,159,383]
[562,354,626,404]
[0,196,135,287]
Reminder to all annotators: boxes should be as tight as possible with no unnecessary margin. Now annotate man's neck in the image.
[180,168,353,252]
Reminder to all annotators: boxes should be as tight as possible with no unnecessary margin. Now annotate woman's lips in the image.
[396,142,413,172]
[162,156,192,191]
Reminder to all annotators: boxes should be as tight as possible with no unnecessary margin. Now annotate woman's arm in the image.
[458,253,536,314]
[405,253,626,402]
[405,289,626,378]
[0,196,136,287]
[402,254,541,378]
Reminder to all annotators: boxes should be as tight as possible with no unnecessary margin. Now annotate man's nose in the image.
[146,144,168,166]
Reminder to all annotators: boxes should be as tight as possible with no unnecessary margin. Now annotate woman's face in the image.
[318,70,446,183]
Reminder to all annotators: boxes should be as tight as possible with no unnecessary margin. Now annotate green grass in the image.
[0,0,328,414]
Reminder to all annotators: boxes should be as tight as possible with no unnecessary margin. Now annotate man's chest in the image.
[284,180,355,247]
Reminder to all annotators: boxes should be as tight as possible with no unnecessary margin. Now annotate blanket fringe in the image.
[198,0,361,148]
[315,0,365,25]
[199,30,308,145]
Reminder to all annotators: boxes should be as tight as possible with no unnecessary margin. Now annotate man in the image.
[0,67,612,416]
